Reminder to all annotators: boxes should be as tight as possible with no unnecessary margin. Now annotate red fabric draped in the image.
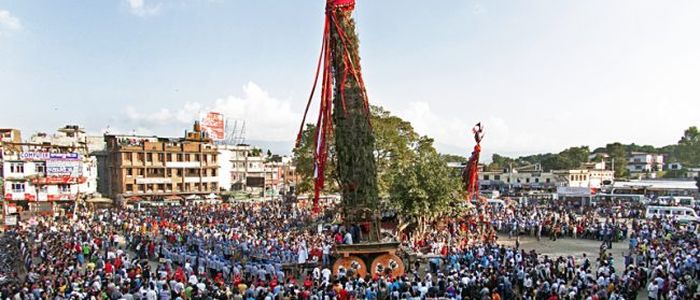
[296,0,368,214]
[463,123,484,201]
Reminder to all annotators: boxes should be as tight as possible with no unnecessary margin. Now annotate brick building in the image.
[104,122,219,203]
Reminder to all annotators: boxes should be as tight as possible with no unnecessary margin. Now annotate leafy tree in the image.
[605,143,628,178]
[371,106,419,196]
[388,137,458,230]
[677,126,700,166]
[441,154,468,163]
[292,124,337,194]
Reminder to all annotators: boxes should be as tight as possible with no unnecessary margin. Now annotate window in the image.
[39,185,48,193]
[176,169,183,176]
[177,154,183,162]
[146,153,153,162]
[535,178,540,183]
[126,184,133,192]
[59,184,70,193]
[212,155,217,162]
[195,154,201,162]
[138,184,145,192]
[212,169,217,177]
[494,175,500,181]
[167,153,173,162]
[158,153,164,162]
[483,175,490,180]
[126,168,133,176]
[10,163,24,173]
[11,183,25,193]
[525,178,530,183]
[35,163,46,175]
[137,168,144,176]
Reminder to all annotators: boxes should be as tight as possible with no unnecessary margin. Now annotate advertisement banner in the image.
[20,152,81,161]
[201,112,225,141]
[46,160,82,176]
[31,176,86,185]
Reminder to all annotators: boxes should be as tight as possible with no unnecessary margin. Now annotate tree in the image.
[371,106,419,196]
[605,143,628,178]
[677,126,700,166]
[294,107,422,197]
[388,137,459,230]
[292,124,337,194]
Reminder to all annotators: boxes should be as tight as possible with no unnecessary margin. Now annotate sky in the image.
[1,0,700,159]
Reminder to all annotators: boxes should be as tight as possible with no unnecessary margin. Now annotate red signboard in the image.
[31,176,86,185]
[47,194,76,201]
[201,112,225,141]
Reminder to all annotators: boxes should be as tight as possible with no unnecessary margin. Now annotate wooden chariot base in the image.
[332,241,405,278]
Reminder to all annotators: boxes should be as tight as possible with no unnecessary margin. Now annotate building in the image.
[0,129,21,144]
[667,162,683,171]
[264,155,297,197]
[479,169,560,192]
[217,145,297,197]
[627,152,664,173]
[217,144,264,192]
[611,179,698,198]
[29,125,105,196]
[104,122,219,203]
[1,141,98,214]
[686,168,700,179]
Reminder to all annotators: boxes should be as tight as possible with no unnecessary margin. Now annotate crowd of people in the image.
[0,197,697,300]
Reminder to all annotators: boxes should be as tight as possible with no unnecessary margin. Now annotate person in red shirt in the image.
[114,256,122,270]
[338,288,349,300]
[104,261,114,274]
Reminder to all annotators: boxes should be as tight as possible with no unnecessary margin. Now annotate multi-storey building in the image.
[1,141,98,213]
[29,125,104,195]
[217,145,297,196]
[627,152,664,173]
[104,122,219,202]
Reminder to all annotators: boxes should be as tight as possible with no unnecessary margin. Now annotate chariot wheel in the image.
[370,253,404,277]
[332,255,367,278]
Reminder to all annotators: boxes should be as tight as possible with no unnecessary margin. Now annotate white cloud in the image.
[124,0,161,17]
[0,10,21,34]
[392,101,559,160]
[123,82,300,141]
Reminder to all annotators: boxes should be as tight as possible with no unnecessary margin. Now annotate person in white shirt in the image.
[647,281,658,300]
[343,232,353,245]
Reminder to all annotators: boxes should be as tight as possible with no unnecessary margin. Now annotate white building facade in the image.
[627,152,664,173]
[2,150,97,202]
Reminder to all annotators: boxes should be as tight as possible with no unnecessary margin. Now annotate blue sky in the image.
[1,0,700,157]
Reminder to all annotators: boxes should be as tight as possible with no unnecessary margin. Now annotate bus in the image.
[645,205,699,223]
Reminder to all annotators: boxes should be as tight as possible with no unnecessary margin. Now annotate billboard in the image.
[46,160,82,176]
[201,112,225,141]
[20,152,80,161]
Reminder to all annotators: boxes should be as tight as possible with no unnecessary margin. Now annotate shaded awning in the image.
[185,194,202,200]
[127,196,143,202]
[86,197,113,203]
